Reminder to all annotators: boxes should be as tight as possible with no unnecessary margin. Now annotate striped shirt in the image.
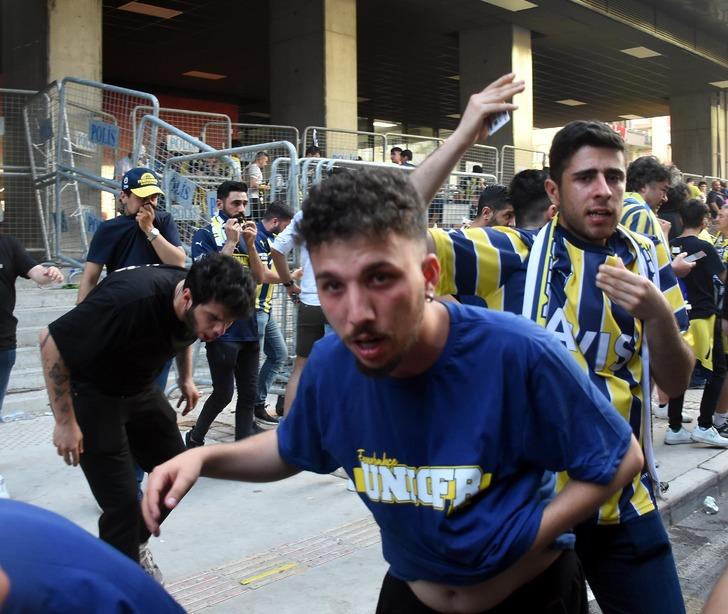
[430,220,689,525]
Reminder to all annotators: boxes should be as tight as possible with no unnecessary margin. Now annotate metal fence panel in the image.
[205,123,300,156]
[302,127,386,162]
[0,88,45,254]
[301,157,496,229]
[135,115,238,249]
[132,106,232,153]
[499,145,549,186]
[41,78,161,264]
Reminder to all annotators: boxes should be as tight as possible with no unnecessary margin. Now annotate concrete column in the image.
[48,0,102,83]
[459,25,533,151]
[671,90,728,178]
[270,0,357,138]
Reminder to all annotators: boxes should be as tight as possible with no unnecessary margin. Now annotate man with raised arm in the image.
[416,77,693,613]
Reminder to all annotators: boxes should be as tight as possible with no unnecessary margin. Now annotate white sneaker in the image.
[139,541,164,584]
[665,427,692,445]
[690,426,728,448]
[653,405,668,419]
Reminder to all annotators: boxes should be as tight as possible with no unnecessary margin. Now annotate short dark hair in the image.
[661,182,690,214]
[549,121,625,186]
[626,156,671,192]
[254,151,269,162]
[401,149,413,162]
[476,184,510,218]
[263,201,294,222]
[698,180,708,189]
[184,252,256,319]
[297,169,425,248]
[509,169,550,228]
[680,199,709,229]
[685,176,695,184]
[305,145,321,156]
[390,147,403,155]
[217,180,247,201]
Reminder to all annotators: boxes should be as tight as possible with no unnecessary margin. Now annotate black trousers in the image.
[669,316,726,430]
[191,339,259,441]
[374,551,587,614]
[73,383,186,562]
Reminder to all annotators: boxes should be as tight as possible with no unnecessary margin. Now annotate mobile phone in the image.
[684,251,706,263]
[234,213,247,224]
[488,111,511,135]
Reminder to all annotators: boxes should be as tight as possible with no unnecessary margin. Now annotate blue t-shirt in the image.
[191,212,258,342]
[278,302,632,585]
[86,210,182,273]
[0,499,184,613]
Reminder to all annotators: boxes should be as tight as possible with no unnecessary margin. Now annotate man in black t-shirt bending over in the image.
[38,254,255,582]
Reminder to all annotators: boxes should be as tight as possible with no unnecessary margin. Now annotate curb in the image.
[659,449,728,525]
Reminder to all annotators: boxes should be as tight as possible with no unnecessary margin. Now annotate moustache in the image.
[344,324,389,343]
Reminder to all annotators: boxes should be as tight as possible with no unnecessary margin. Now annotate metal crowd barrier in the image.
[499,145,549,185]
[0,88,45,255]
[131,106,232,154]
[302,126,386,162]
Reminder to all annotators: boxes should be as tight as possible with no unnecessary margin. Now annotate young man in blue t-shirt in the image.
[143,73,644,614]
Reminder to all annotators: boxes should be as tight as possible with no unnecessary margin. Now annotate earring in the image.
[425,291,434,303]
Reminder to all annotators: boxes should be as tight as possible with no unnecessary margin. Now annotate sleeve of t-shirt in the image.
[8,236,37,278]
[86,223,113,265]
[431,226,529,299]
[520,329,633,485]
[157,212,182,248]
[276,346,339,474]
[270,210,301,256]
[190,227,217,261]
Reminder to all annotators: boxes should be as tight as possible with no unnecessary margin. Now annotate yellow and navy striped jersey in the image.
[251,221,279,314]
[429,220,690,525]
[433,226,533,313]
[712,233,728,265]
[621,193,681,301]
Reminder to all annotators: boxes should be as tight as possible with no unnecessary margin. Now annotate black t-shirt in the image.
[48,265,196,396]
[670,235,724,319]
[85,211,182,273]
[0,235,37,350]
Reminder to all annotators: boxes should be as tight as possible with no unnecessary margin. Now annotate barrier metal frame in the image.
[53,77,161,266]
[132,106,233,153]
[201,121,299,155]
[302,126,386,162]
[498,145,549,184]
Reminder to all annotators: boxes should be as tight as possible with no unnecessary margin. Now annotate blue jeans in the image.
[0,348,17,416]
[256,311,288,406]
[574,510,685,614]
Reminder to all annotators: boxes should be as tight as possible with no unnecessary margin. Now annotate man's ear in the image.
[423,253,441,297]
[481,206,492,223]
[216,199,223,210]
[181,287,193,308]
[544,178,560,207]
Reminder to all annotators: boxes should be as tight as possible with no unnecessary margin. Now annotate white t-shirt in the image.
[270,210,320,306]
[246,163,263,199]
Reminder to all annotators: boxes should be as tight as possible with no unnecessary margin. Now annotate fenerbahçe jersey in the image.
[431,219,689,525]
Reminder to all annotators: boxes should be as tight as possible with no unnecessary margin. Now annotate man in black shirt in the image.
[666,200,728,447]
[0,234,63,498]
[0,235,63,413]
[38,254,255,581]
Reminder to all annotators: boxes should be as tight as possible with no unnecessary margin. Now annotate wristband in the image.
[282,280,295,287]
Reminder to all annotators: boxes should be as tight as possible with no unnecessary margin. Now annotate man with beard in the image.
[418,90,693,611]
[39,253,255,583]
[143,75,645,614]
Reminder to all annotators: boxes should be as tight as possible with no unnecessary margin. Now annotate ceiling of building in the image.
[101,0,728,131]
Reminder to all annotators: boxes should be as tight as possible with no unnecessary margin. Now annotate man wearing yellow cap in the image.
[76,167,186,304]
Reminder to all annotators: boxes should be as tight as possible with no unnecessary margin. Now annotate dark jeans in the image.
[375,551,586,614]
[191,340,259,441]
[73,383,186,562]
[669,316,726,429]
[0,348,16,414]
[575,511,685,614]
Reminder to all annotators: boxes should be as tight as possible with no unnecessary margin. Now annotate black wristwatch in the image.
[282,280,295,287]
